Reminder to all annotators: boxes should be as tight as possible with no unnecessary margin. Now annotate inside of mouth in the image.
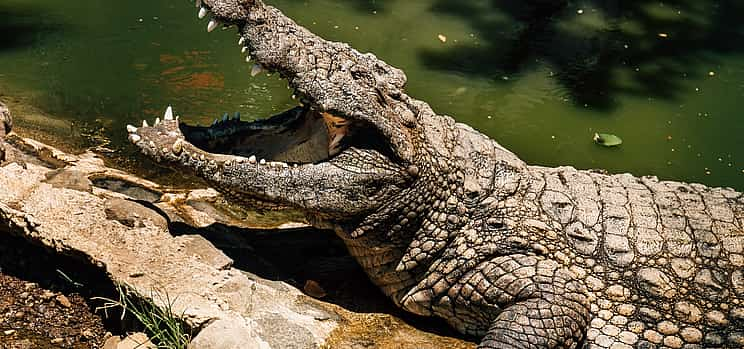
[179,106,391,165]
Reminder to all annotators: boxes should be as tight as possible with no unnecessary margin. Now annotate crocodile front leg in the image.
[477,258,589,349]
[401,254,590,349]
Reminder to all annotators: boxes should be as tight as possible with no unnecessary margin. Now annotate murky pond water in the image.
[0,0,742,190]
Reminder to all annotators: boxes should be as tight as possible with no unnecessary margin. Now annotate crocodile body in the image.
[127,1,744,347]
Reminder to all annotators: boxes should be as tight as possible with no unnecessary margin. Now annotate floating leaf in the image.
[593,133,622,147]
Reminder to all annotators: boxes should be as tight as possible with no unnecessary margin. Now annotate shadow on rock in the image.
[169,221,470,341]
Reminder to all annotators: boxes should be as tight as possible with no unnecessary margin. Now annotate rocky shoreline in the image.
[0,100,475,348]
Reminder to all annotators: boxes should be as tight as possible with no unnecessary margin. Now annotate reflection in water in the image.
[0,0,741,190]
[423,0,744,109]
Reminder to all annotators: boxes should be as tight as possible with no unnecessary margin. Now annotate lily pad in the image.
[593,133,622,147]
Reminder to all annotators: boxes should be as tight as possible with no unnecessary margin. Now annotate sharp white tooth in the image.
[155,117,161,126]
[250,64,264,77]
[245,55,251,62]
[128,134,141,143]
[200,154,206,161]
[164,106,174,120]
[259,159,266,165]
[198,7,209,19]
[241,47,247,54]
[172,139,183,155]
[248,155,256,164]
[126,125,137,133]
[142,120,149,127]
[238,37,246,45]
[291,94,296,100]
[195,0,202,8]
[176,115,180,120]
[207,19,219,32]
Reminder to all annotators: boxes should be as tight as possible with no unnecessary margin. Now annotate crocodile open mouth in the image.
[174,106,392,167]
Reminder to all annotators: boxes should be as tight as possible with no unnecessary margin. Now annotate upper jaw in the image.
[193,0,420,164]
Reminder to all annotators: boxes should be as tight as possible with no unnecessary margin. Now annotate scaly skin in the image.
[128,1,744,348]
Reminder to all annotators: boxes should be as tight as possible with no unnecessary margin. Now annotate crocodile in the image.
[127,0,744,347]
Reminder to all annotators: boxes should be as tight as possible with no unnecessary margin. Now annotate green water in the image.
[0,0,742,190]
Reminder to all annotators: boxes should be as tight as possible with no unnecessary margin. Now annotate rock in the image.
[104,197,168,230]
[56,294,72,308]
[41,291,56,301]
[44,168,93,192]
[188,318,269,349]
[174,234,233,270]
[81,330,95,339]
[118,333,155,349]
[303,279,327,298]
[103,336,121,349]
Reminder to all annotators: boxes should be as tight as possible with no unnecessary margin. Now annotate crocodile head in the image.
[127,0,429,229]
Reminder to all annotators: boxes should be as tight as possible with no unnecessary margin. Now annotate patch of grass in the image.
[94,284,191,349]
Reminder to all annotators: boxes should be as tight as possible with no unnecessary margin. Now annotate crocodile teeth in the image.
[250,64,264,77]
[238,37,246,46]
[195,0,202,8]
[126,125,137,133]
[248,155,256,164]
[245,56,251,63]
[241,47,247,54]
[164,106,174,120]
[142,120,149,127]
[198,7,209,19]
[128,134,141,143]
[172,139,183,155]
[259,159,266,165]
[155,117,161,126]
[207,19,219,32]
